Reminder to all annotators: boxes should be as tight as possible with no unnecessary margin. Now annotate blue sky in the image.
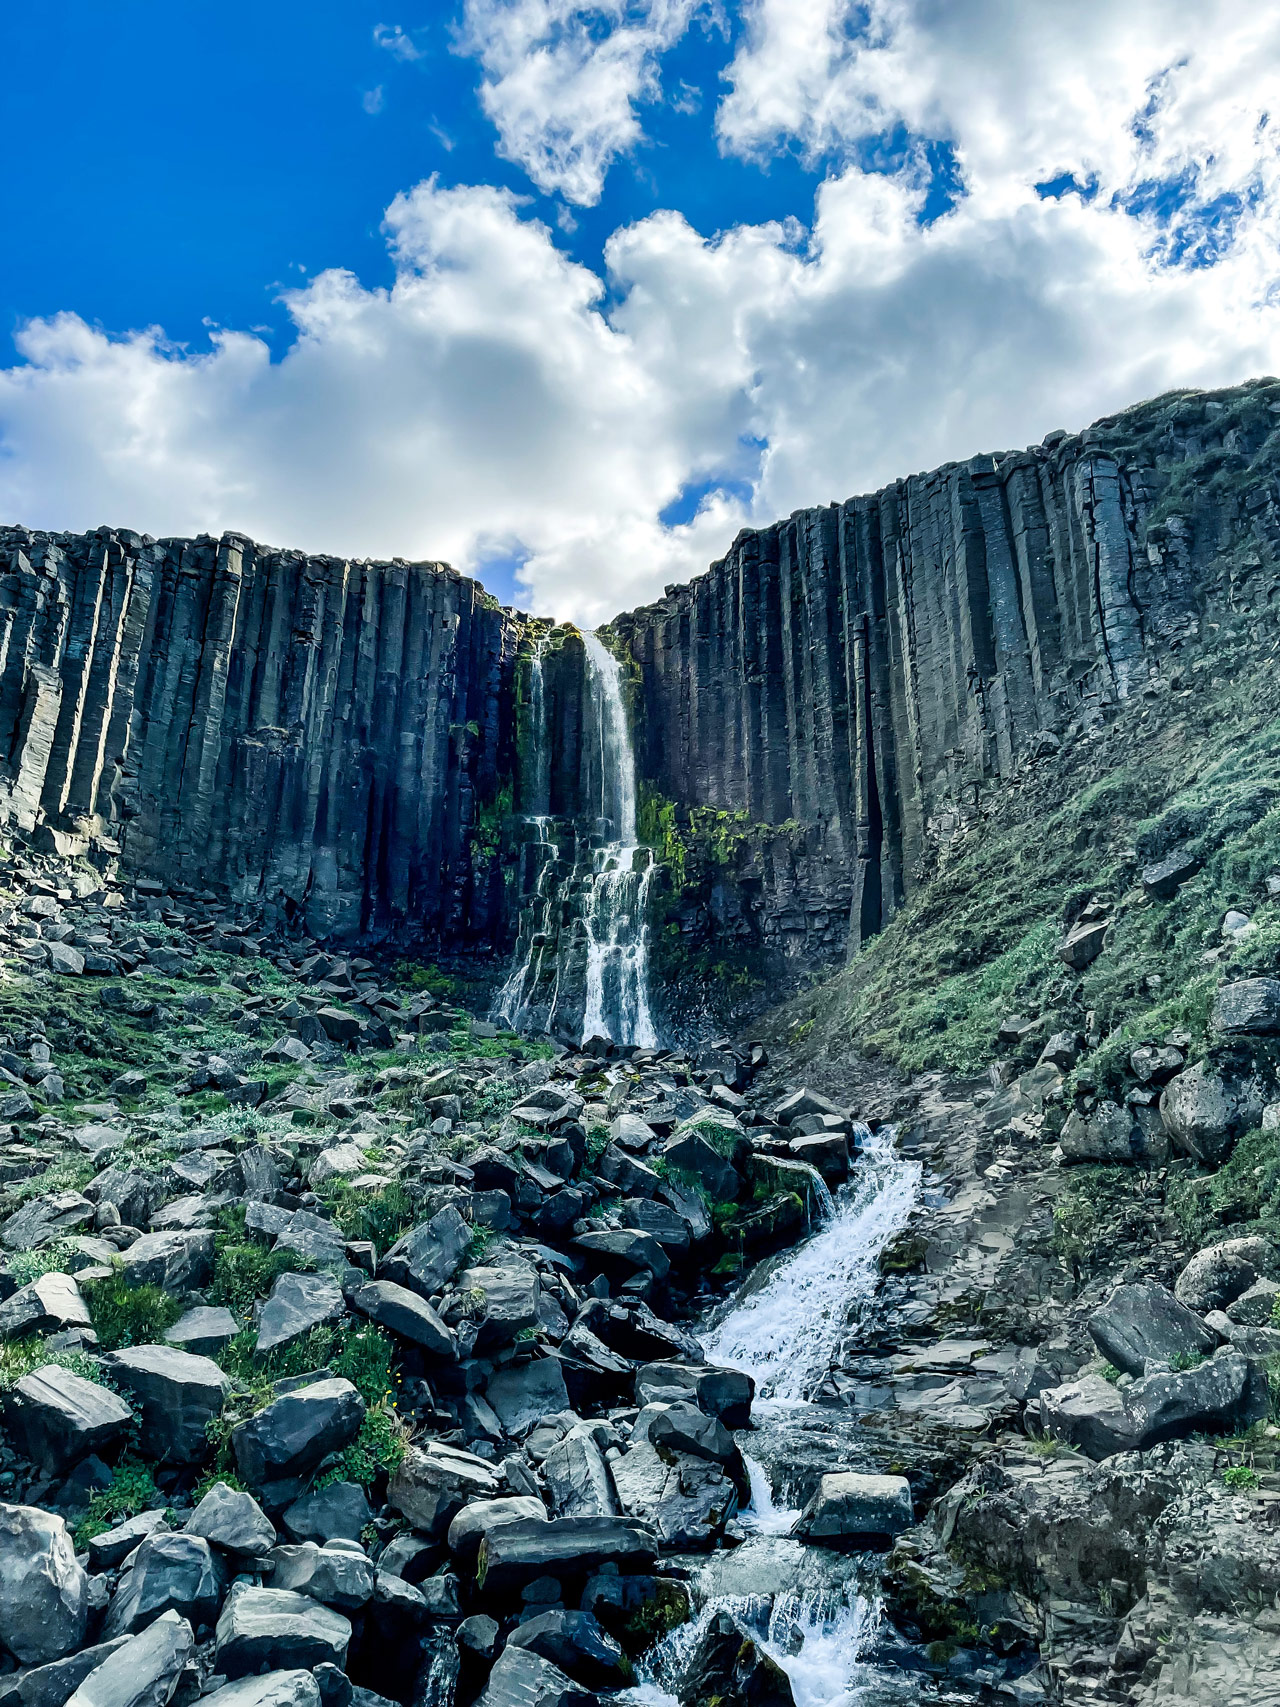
[1,2,1277,620]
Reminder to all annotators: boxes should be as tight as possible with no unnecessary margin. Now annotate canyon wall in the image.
[0,525,520,945]
[612,378,1280,975]
[1,379,1278,991]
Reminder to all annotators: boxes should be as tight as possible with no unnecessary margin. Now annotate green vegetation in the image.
[85,1272,184,1351]
[0,1337,105,1391]
[73,1462,162,1547]
[320,1404,405,1489]
[1222,1464,1261,1491]
[209,1244,307,1321]
[326,1180,416,1251]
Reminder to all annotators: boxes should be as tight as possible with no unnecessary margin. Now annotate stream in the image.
[629,1129,924,1707]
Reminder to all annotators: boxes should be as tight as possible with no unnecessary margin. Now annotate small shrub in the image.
[74,1462,162,1546]
[332,1326,396,1406]
[85,1272,184,1351]
[328,1181,416,1251]
[209,1244,305,1320]
[320,1405,405,1489]
[1222,1464,1261,1491]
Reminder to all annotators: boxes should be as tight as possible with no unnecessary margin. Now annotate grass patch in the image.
[85,1271,184,1350]
[73,1461,163,1546]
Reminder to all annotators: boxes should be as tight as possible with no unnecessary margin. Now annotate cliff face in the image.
[2,380,1278,990]
[612,379,1280,975]
[0,525,521,945]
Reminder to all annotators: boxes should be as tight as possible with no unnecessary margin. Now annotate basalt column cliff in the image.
[613,379,1280,984]
[1,380,1278,1003]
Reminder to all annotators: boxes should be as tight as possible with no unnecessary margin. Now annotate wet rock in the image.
[0,1272,90,1339]
[105,1346,228,1464]
[476,1516,656,1595]
[185,1483,277,1560]
[474,1647,592,1707]
[88,1513,172,1573]
[1037,1373,1138,1460]
[232,1380,365,1509]
[214,1585,351,1677]
[1175,1238,1273,1311]
[572,1229,670,1282]
[7,1366,133,1475]
[610,1442,738,1550]
[256,1273,345,1355]
[634,1362,754,1428]
[643,1401,740,1470]
[680,1608,795,1707]
[659,1131,737,1201]
[507,1609,632,1690]
[349,1280,453,1356]
[268,1543,374,1612]
[447,1496,546,1567]
[1088,1282,1217,1376]
[388,1440,503,1538]
[64,1610,194,1707]
[791,1472,913,1549]
[1040,1349,1257,1460]
[103,1533,224,1637]
[0,1504,88,1663]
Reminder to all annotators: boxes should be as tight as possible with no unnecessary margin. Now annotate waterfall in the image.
[578,632,657,1049]
[627,1126,922,1707]
[493,630,657,1048]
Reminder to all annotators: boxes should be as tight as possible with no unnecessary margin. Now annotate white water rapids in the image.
[629,1127,923,1707]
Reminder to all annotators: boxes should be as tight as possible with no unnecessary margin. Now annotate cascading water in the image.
[578,632,657,1049]
[494,630,658,1048]
[630,1127,923,1707]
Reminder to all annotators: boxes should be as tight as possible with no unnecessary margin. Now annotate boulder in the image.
[1,1193,94,1252]
[349,1281,453,1357]
[1130,1044,1185,1085]
[89,1514,172,1572]
[64,1611,194,1707]
[610,1442,737,1550]
[280,1483,372,1545]
[0,1504,88,1663]
[0,1638,131,1707]
[680,1609,795,1707]
[660,1132,737,1203]
[634,1362,754,1428]
[6,1366,133,1475]
[542,1426,619,1518]
[1088,1282,1217,1376]
[307,1145,365,1189]
[388,1441,503,1538]
[572,1230,670,1282]
[447,1496,546,1567]
[186,1483,277,1560]
[1175,1237,1274,1311]
[1037,1374,1138,1460]
[232,1380,365,1509]
[268,1543,373,1612]
[379,1207,470,1297]
[772,1089,844,1126]
[103,1534,224,1637]
[1059,919,1107,970]
[1123,1348,1258,1450]
[200,1676,320,1707]
[164,1306,238,1359]
[256,1273,345,1356]
[105,1346,228,1464]
[1142,847,1202,900]
[644,1402,739,1469]
[507,1609,632,1690]
[214,1585,351,1678]
[790,1472,912,1549]
[1060,1101,1167,1164]
[1226,1277,1280,1326]
[453,1264,540,1348]
[0,1273,90,1340]
[476,1516,656,1595]
[474,1648,592,1707]
[485,1358,570,1435]
[1213,977,1280,1034]
[120,1231,214,1291]
[1160,1062,1261,1165]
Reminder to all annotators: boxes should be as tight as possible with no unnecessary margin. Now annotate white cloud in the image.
[458,0,702,205]
[362,85,386,115]
[1,8,1279,626]
[374,23,426,62]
